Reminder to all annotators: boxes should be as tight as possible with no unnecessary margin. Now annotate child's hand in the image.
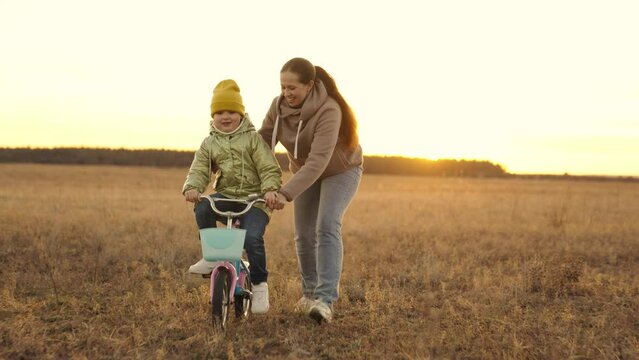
[184,190,201,203]
[264,191,277,209]
[265,191,285,210]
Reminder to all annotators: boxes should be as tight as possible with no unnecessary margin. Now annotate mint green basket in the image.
[199,228,246,261]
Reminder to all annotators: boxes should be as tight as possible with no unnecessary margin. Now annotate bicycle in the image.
[197,193,265,330]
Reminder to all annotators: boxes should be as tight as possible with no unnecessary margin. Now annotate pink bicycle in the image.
[198,194,265,330]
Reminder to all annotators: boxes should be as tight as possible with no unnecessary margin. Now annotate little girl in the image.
[182,79,282,314]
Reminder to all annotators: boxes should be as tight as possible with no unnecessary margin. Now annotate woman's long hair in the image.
[281,58,359,150]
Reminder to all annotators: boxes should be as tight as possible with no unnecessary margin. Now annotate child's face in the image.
[280,71,313,108]
[212,111,242,132]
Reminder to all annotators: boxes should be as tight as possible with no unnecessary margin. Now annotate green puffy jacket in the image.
[182,115,282,216]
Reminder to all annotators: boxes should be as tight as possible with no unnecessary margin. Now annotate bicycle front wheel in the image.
[211,269,230,329]
[235,271,252,319]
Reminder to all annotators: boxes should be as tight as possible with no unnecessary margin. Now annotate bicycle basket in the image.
[200,228,246,261]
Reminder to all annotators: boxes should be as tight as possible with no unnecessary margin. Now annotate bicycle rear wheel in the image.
[211,269,230,329]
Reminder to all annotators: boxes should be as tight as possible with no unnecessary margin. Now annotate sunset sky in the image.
[1,0,638,176]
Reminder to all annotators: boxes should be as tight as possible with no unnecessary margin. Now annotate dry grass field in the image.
[1,163,638,359]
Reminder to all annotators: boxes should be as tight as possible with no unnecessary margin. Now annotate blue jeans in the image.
[293,165,362,305]
[194,193,269,284]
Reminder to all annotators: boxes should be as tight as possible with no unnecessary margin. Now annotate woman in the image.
[260,57,363,323]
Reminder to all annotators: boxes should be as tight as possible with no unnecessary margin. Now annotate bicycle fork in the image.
[209,260,252,302]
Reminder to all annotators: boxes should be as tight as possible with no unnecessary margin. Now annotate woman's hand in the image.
[265,191,286,210]
[184,190,201,203]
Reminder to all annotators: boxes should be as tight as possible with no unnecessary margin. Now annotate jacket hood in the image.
[271,81,330,158]
[209,113,256,136]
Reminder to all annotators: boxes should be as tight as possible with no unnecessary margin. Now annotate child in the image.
[182,79,282,314]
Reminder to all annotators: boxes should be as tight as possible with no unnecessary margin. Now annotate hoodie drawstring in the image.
[271,114,279,151]
[293,119,302,159]
[272,96,303,159]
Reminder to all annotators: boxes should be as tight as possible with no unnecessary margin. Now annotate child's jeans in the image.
[194,193,269,284]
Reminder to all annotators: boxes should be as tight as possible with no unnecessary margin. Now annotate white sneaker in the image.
[188,258,215,274]
[294,296,315,314]
[309,300,333,323]
[251,282,269,314]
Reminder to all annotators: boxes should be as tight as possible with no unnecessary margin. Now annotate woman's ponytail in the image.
[314,66,359,150]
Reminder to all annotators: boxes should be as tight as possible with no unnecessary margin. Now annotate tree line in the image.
[0,147,508,177]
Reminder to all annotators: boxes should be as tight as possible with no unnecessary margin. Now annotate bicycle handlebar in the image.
[199,194,265,219]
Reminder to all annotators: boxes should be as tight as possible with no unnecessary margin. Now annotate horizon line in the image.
[1,145,637,178]
[0,145,496,162]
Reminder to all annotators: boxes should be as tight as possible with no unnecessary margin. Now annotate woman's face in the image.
[212,111,242,132]
[280,71,313,108]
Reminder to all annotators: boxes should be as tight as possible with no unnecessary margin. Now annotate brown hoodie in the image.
[259,80,363,201]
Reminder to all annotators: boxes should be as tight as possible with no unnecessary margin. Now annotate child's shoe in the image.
[251,282,269,314]
[188,258,215,274]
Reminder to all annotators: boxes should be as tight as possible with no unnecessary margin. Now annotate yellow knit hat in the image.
[210,79,245,116]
